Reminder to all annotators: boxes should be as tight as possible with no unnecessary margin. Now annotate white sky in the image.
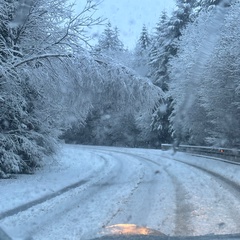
[74,0,176,49]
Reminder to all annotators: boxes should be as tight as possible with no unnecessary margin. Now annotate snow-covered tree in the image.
[133,24,151,77]
[169,1,239,147]
[147,1,207,146]
[62,54,165,147]
[148,11,170,90]
[201,2,240,147]
[0,0,103,177]
[137,24,151,52]
[149,1,198,88]
[96,22,124,53]
[93,21,130,71]
[146,11,175,145]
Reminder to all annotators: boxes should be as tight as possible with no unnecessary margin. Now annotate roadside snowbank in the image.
[0,144,106,214]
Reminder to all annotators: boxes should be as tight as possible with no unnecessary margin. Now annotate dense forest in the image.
[0,0,239,177]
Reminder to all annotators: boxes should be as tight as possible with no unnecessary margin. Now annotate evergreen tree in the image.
[0,0,104,177]
[147,1,200,146]
[202,3,240,147]
[133,24,151,77]
[137,24,151,52]
[149,1,199,90]
[97,22,124,52]
[148,11,170,90]
[169,1,239,147]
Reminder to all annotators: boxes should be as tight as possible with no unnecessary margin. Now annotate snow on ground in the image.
[171,151,240,185]
[0,144,145,240]
[162,157,240,236]
[93,145,240,186]
[1,144,240,239]
[99,145,240,192]
[83,145,240,236]
[0,144,107,213]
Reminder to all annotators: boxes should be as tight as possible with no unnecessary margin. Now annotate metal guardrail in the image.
[161,144,240,163]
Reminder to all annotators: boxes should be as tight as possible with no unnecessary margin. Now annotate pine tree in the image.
[201,3,240,147]
[137,24,151,52]
[147,1,201,146]
[148,11,170,90]
[133,24,151,77]
[168,1,239,147]
[149,1,198,90]
[97,22,124,52]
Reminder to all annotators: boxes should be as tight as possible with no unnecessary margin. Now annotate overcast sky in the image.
[74,0,176,49]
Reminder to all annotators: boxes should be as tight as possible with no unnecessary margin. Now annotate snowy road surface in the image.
[1,144,240,240]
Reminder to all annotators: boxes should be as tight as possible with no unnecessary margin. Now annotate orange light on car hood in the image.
[102,224,165,236]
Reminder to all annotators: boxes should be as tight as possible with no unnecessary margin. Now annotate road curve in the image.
[1,145,240,239]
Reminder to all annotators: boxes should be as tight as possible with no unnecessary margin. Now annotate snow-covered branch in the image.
[13,54,70,68]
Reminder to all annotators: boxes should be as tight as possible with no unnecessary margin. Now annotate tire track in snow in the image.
[92,149,191,235]
[146,151,240,197]
[163,167,194,236]
[122,151,240,236]
[0,179,88,221]
[96,149,240,235]
[145,152,240,234]
[0,151,145,240]
[0,155,108,221]
[122,152,195,235]
[169,159,240,230]
[31,152,145,240]
[171,158,240,199]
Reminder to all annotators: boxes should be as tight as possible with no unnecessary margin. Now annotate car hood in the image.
[93,224,240,240]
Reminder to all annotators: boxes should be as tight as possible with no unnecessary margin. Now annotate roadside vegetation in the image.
[1,0,239,177]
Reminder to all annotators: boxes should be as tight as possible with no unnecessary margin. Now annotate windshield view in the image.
[0,0,240,239]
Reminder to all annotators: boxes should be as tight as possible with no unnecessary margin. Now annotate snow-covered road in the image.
[1,144,240,240]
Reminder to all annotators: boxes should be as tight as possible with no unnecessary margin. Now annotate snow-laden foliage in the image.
[96,22,124,54]
[93,55,163,111]
[63,21,164,148]
[0,0,165,176]
[136,24,151,52]
[0,0,103,177]
[62,53,165,147]
[169,2,240,147]
[201,3,240,146]
[148,11,170,91]
[132,25,151,77]
[142,2,201,146]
